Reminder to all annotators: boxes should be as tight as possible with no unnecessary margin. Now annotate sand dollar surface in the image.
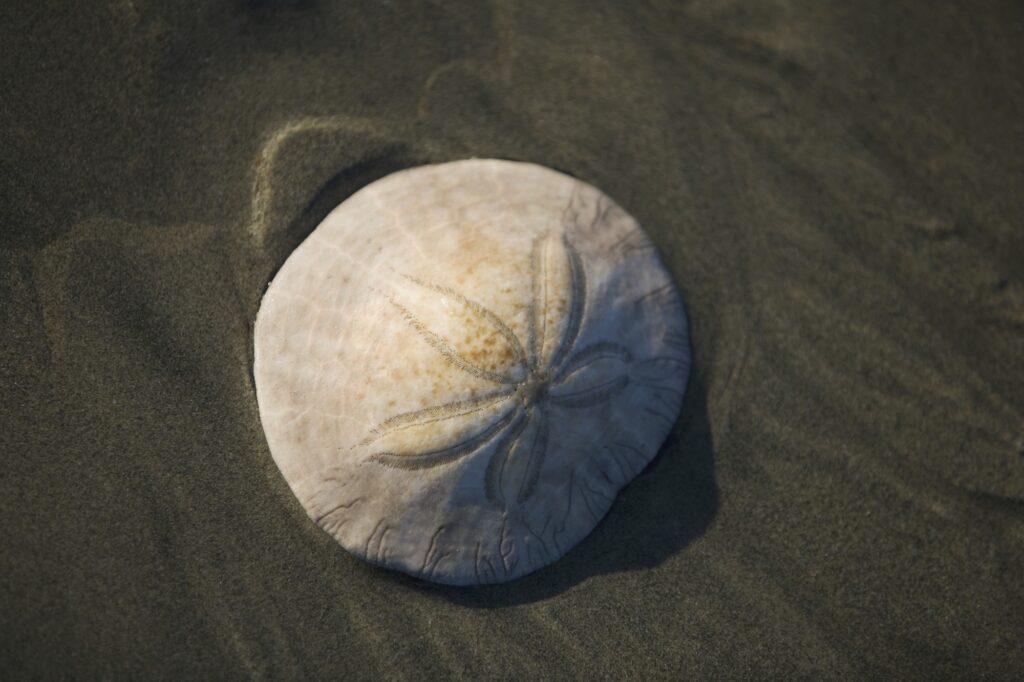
[254,159,691,585]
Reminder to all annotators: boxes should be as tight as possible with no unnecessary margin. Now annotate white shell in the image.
[254,159,690,585]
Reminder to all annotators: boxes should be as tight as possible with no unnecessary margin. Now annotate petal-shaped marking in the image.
[548,375,628,409]
[515,406,549,504]
[361,389,516,446]
[387,296,515,384]
[370,401,519,470]
[484,410,530,506]
[546,236,586,372]
[527,234,554,368]
[528,234,587,373]
[403,274,527,374]
[484,407,552,507]
[553,341,632,384]
[549,342,631,408]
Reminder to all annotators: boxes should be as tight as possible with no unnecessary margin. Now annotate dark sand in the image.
[2,1,1023,678]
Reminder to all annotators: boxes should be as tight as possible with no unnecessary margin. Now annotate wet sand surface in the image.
[2,1,1023,678]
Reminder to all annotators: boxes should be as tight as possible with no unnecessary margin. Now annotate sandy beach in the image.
[2,1,1022,677]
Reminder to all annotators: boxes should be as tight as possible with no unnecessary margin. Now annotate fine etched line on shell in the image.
[253,159,691,585]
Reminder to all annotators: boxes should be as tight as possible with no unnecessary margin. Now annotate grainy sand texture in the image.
[2,1,1022,678]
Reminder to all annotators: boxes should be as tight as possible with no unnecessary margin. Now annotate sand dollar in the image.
[254,159,691,585]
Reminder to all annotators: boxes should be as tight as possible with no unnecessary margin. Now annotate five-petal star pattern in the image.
[361,232,641,508]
